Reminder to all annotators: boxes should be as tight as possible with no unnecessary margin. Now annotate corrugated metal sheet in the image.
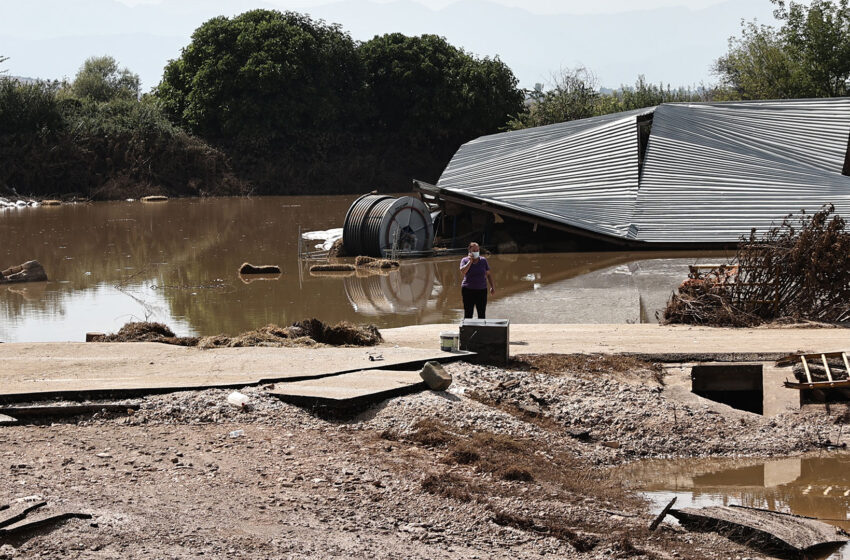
[437,108,653,239]
[634,99,850,243]
[436,98,850,245]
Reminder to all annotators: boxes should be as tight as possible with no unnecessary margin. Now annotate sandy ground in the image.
[2,353,845,559]
[2,323,847,399]
[382,323,850,354]
[0,344,447,398]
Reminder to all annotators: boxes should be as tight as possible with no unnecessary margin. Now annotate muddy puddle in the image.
[617,454,850,558]
[0,196,732,341]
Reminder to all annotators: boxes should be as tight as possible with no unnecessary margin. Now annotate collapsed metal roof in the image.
[435,98,850,245]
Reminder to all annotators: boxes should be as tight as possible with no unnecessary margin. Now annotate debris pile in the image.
[354,256,400,269]
[663,205,850,326]
[0,260,47,284]
[309,263,356,272]
[291,318,382,346]
[92,319,383,348]
[327,238,347,258]
[238,262,281,275]
[309,256,399,273]
[89,322,198,345]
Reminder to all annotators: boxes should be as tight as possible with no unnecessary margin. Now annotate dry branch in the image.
[663,205,850,326]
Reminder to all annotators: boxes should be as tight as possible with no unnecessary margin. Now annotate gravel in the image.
[4,358,839,559]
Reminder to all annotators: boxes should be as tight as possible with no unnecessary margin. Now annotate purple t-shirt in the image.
[460,256,489,290]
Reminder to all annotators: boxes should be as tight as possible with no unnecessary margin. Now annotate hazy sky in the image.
[2,0,787,91]
[114,0,755,14]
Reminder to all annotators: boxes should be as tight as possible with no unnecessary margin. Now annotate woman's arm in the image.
[460,258,472,276]
[486,270,495,294]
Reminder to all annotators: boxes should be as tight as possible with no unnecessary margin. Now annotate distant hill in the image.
[3,76,42,85]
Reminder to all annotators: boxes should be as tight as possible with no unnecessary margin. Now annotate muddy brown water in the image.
[618,454,850,559]
[0,195,732,342]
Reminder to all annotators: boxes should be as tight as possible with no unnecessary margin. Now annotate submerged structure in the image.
[422,98,850,248]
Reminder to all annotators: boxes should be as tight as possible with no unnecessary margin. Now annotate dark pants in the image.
[462,287,487,319]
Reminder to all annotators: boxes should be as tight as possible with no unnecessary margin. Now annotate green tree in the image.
[156,9,363,149]
[360,33,523,156]
[714,0,850,99]
[0,55,8,74]
[70,56,140,102]
[0,79,64,134]
[507,67,599,129]
[776,0,850,96]
[508,71,713,130]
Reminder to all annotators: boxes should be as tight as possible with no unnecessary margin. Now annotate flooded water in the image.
[0,196,732,342]
[618,454,850,559]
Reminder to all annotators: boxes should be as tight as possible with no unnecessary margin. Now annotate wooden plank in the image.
[776,352,848,367]
[784,379,850,390]
[0,511,91,537]
[801,356,813,384]
[842,352,850,377]
[0,404,139,419]
[649,497,676,531]
[0,501,46,529]
[822,354,834,382]
[669,506,847,553]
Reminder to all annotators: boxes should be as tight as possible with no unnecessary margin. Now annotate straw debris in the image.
[238,263,281,275]
[327,238,348,259]
[310,263,356,272]
[354,256,400,269]
[91,322,199,346]
[94,319,382,348]
[663,205,850,326]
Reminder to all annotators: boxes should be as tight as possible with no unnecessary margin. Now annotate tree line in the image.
[1,0,847,199]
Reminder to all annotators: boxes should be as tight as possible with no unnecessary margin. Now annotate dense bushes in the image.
[156,10,524,194]
[0,58,246,199]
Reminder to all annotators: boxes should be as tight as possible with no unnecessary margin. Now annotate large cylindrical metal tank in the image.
[342,194,434,257]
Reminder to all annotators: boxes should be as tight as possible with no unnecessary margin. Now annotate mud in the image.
[2,357,805,559]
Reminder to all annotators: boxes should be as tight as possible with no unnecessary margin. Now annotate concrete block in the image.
[459,319,510,366]
[420,361,452,390]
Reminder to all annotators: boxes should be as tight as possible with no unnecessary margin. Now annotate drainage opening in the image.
[691,363,763,415]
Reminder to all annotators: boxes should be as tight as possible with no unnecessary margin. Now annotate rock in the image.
[518,403,542,416]
[0,414,18,426]
[0,544,16,559]
[529,391,548,405]
[0,260,47,283]
[239,262,281,275]
[420,361,452,391]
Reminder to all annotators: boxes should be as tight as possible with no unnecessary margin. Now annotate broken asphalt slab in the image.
[0,343,472,403]
[267,369,427,408]
[669,505,848,555]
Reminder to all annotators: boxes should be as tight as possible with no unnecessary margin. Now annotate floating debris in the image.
[0,260,47,284]
[354,256,400,269]
[238,262,281,275]
[310,263,355,272]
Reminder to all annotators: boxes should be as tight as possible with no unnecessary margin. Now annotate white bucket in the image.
[440,331,459,352]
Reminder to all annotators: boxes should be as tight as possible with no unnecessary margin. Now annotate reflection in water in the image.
[617,454,850,559]
[0,196,734,342]
[345,262,439,318]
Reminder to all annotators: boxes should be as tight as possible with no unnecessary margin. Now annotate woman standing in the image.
[459,242,495,319]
